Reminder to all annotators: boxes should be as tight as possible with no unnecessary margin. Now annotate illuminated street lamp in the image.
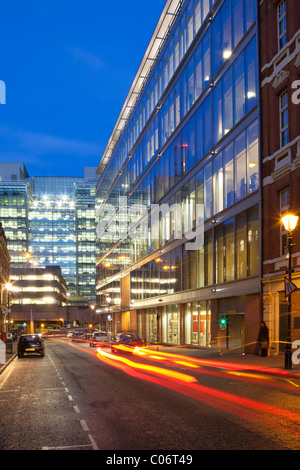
[281,213,298,369]
[90,304,95,326]
[4,283,12,333]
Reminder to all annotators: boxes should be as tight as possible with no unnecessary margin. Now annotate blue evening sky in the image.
[0,1,165,177]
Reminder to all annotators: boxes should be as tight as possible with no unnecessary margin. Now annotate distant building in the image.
[9,265,68,307]
[0,163,97,301]
[9,265,94,332]
[0,163,33,268]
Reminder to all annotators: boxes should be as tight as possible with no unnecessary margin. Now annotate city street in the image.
[0,338,299,452]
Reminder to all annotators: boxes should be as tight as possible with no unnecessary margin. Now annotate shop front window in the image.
[145,308,159,344]
[162,305,180,344]
[185,301,211,347]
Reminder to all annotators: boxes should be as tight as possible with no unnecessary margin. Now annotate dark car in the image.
[111,333,144,352]
[17,334,45,358]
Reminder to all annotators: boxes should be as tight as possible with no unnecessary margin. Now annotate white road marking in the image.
[88,433,99,450]
[80,419,89,431]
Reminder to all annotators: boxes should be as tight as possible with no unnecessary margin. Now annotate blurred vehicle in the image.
[71,331,86,341]
[111,333,144,353]
[89,331,109,347]
[17,334,45,358]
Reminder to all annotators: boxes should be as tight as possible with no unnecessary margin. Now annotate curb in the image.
[0,354,17,375]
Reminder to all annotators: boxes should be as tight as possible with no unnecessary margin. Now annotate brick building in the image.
[260,0,300,353]
[0,222,11,334]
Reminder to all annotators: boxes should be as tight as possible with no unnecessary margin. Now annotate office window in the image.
[277,0,287,50]
[248,206,259,276]
[212,11,222,77]
[195,106,203,162]
[236,212,247,278]
[213,152,223,215]
[245,0,256,31]
[233,53,246,124]
[203,96,212,155]
[280,90,289,147]
[213,81,222,145]
[215,224,224,283]
[196,168,204,226]
[224,143,234,208]
[223,68,233,135]
[247,120,259,193]
[187,55,195,112]
[233,0,244,47]
[205,229,213,285]
[195,42,203,100]
[245,38,258,113]
[235,131,247,201]
[204,162,213,219]
[186,116,195,172]
[221,0,232,62]
[202,31,211,88]
[224,218,235,282]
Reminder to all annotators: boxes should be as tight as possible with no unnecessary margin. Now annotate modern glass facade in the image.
[28,184,78,293]
[95,0,260,349]
[75,182,97,299]
[0,165,97,301]
[0,180,33,267]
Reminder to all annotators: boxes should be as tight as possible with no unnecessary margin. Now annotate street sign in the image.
[284,277,297,297]
[2,308,11,314]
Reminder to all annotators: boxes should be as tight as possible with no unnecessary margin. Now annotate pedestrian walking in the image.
[258,321,269,357]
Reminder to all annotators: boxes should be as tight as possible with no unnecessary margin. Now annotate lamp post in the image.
[106,296,112,334]
[281,214,298,369]
[5,282,12,333]
[90,304,95,327]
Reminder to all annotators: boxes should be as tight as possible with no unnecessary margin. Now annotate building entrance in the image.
[228,314,244,351]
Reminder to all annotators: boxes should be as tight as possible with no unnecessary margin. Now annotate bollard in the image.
[0,339,5,365]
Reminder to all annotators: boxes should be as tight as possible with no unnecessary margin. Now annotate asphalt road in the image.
[0,338,299,452]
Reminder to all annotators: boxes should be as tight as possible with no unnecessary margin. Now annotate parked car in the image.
[111,333,144,353]
[89,331,109,347]
[17,334,45,358]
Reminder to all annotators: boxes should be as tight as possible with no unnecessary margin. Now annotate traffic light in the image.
[219,316,228,331]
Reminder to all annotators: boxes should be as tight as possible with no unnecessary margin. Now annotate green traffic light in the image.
[219,316,228,330]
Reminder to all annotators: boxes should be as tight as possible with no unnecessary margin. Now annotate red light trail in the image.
[49,337,300,438]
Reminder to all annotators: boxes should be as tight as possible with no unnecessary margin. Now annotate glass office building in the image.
[0,164,97,301]
[0,163,33,268]
[75,182,97,299]
[29,176,81,292]
[96,0,260,350]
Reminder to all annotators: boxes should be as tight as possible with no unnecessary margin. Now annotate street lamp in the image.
[90,304,95,327]
[4,283,12,333]
[281,213,299,369]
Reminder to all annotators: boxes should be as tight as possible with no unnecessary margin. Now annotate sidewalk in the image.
[0,341,17,375]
